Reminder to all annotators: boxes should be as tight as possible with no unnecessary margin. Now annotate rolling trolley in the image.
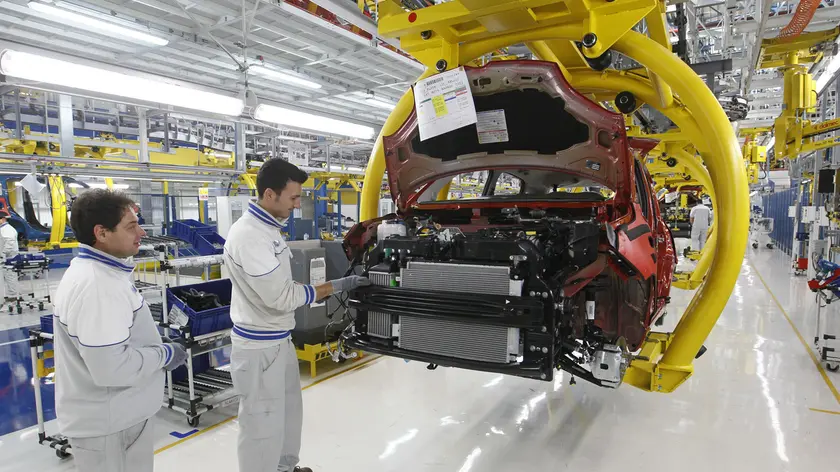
[6,253,51,314]
[155,254,236,427]
[750,217,774,250]
[808,259,840,371]
[29,322,72,459]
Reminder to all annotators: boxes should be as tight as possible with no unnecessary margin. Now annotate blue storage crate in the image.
[40,314,53,333]
[195,233,225,256]
[171,352,211,383]
[171,219,215,244]
[165,280,232,336]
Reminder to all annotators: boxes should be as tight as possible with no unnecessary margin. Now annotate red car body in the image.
[343,61,676,386]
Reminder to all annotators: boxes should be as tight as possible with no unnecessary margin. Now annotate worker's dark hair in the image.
[256,158,308,199]
[70,189,135,246]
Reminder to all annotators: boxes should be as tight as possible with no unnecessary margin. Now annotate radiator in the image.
[399,316,520,363]
[367,269,395,338]
[400,261,516,296]
[398,261,521,363]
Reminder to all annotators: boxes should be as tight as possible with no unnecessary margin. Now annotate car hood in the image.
[382,60,635,213]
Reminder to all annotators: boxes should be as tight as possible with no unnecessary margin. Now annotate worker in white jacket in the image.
[53,190,187,472]
[690,198,713,251]
[225,158,370,472]
[0,210,19,301]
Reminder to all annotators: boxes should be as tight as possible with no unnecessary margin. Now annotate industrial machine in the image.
[287,240,330,346]
[341,61,677,388]
[808,258,840,372]
[349,0,749,393]
[215,195,252,239]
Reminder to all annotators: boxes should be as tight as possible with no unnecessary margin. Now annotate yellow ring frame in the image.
[359,29,748,392]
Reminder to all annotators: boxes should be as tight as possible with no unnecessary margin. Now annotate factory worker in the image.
[0,210,19,302]
[225,158,370,472]
[53,189,187,472]
[690,197,713,251]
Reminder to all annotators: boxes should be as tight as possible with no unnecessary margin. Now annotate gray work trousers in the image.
[691,227,708,251]
[231,338,303,472]
[0,265,18,299]
[68,419,154,472]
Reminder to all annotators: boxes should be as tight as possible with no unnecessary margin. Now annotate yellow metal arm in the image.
[360,1,748,394]
[48,175,67,248]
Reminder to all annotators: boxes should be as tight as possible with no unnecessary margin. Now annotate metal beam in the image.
[58,94,74,159]
[743,0,774,94]
[272,0,401,49]
[235,121,246,173]
[138,108,149,164]
[734,6,840,33]
[689,58,733,75]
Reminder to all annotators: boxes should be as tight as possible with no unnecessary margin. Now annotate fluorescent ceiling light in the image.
[27,2,168,47]
[249,65,322,90]
[0,49,244,116]
[254,104,375,140]
[364,96,396,110]
[277,135,319,143]
[88,183,130,189]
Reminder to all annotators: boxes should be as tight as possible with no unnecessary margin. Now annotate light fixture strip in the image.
[27,2,169,47]
[254,104,374,140]
[0,49,244,116]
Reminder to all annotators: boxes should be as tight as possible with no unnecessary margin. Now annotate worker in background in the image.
[690,197,713,251]
[53,190,187,472]
[0,210,19,303]
[132,203,146,225]
[225,158,370,472]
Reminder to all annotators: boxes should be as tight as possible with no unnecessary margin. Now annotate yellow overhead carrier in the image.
[358,0,748,393]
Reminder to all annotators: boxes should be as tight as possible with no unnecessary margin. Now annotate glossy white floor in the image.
[3,241,840,472]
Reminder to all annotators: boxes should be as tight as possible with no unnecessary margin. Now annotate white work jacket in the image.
[690,204,712,231]
[53,244,169,437]
[224,202,315,349]
[0,223,18,259]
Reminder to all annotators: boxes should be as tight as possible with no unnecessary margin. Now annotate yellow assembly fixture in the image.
[758,28,840,160]
[358,0,748,393]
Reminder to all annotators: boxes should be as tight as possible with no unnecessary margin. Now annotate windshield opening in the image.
[416,169,615,205]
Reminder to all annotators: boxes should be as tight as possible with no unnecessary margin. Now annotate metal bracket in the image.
[624,332,694,392]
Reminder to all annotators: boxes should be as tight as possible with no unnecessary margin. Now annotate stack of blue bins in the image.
[171,219,225,256]
[165,279,232,382]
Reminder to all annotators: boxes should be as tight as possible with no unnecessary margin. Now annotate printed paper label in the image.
[413,67,478,141]
[476,109,509,144]
[310,257,326,307]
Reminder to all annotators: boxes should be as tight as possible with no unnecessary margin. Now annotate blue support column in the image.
[337,190,342,234]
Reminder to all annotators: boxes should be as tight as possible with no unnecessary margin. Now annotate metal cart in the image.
[156,318,236,427]
[808,259,840,371]
[29,328,72,459]
[154,253,235,427]
[6,253,51,314]
[750,217,774,250]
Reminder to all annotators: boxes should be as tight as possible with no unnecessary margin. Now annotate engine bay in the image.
[342,206,656,387]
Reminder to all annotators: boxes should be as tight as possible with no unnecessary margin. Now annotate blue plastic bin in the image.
[195,233,225,256]
[171,353,211,383]
[171,219,215,244]
[40,314,53,333]
[165,279,232,336]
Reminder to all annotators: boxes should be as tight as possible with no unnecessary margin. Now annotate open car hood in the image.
[382,60,636,213]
